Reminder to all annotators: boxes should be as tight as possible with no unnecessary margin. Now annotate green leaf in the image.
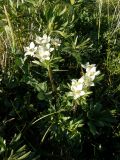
[88,122,97,135]
[17,151,31,160]
[10,133,21,145]
[15,58,24,67]
[37,92,45,100]
[0,137,6,153]
[70,0,75,5]
[59,6,67,16]
[16,145,26,153]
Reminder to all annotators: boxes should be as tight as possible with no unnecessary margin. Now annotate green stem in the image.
[72,100,78,113]
[48,65,56,93]
[41,123,53,143]
[32,109,65,125]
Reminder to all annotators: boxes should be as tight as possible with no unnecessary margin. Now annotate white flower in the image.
[35,34,50,45]
[42,34,50,44]
[86,68,100,81]
[72,90,85,100]
[35,34,54,62]
[34,45,51,62]
[70,76,85,100]
[81,62,100,81]
[51,38,61,47]
[83,76,95,87]
[35,36,43,44]
[81,62,95,71]
[24,42,37,57]
[43,43,54,52]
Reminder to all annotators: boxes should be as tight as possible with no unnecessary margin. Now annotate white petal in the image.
[95,71,100,76]
[71,79,76,83]
[42,39,47,43]
[45,56,50,60]
[71,79,77,86]
[90,82,94,86]
[36,36,42,43]
[74,94,80,100]
[50,48,54,52]
[30,42,35,49]
[81,64,86,69]
[43,34,47,39]
[38,46,43,51]
[90,67,96,73]
[47,36,51,42]
[71,86,76,91]
[34,47,38,52]
[77,84,83,91]
[80,91,85,96]
[86,62,90,66]
[90,75,96,81]
[46,43,50,49]
[78,76,84,83]
[24,47,28,52]
[44,51,50,56]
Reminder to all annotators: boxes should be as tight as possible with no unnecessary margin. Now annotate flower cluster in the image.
[24,34,61,63]
[69,62,100,100]
[24,36,100,101]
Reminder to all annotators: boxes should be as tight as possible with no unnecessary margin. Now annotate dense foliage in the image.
[0,0,120,159]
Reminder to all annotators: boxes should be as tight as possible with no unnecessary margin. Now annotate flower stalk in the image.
[48,65,56,93]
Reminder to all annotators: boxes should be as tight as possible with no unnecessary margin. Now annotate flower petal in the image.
[30,42,35,49]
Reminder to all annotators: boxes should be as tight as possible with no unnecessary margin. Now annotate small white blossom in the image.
[86,69,100,81]
[83,76,95,87]
[35,46,51,62]
[24,42,37,57]
[50,47,54,52]
[35,36,43,44]
[42,34,50,44]
[35,34,50,45]
[73,90,85,100]
[51,38,61,47]
[43,43,54,52]
[34,34,54,62]
[35,42,54,62]
[81,62,95,71]
[70,76,86,100]
[81,62,100,81]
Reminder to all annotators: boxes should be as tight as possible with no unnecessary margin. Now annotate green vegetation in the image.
[0,0,120,159]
